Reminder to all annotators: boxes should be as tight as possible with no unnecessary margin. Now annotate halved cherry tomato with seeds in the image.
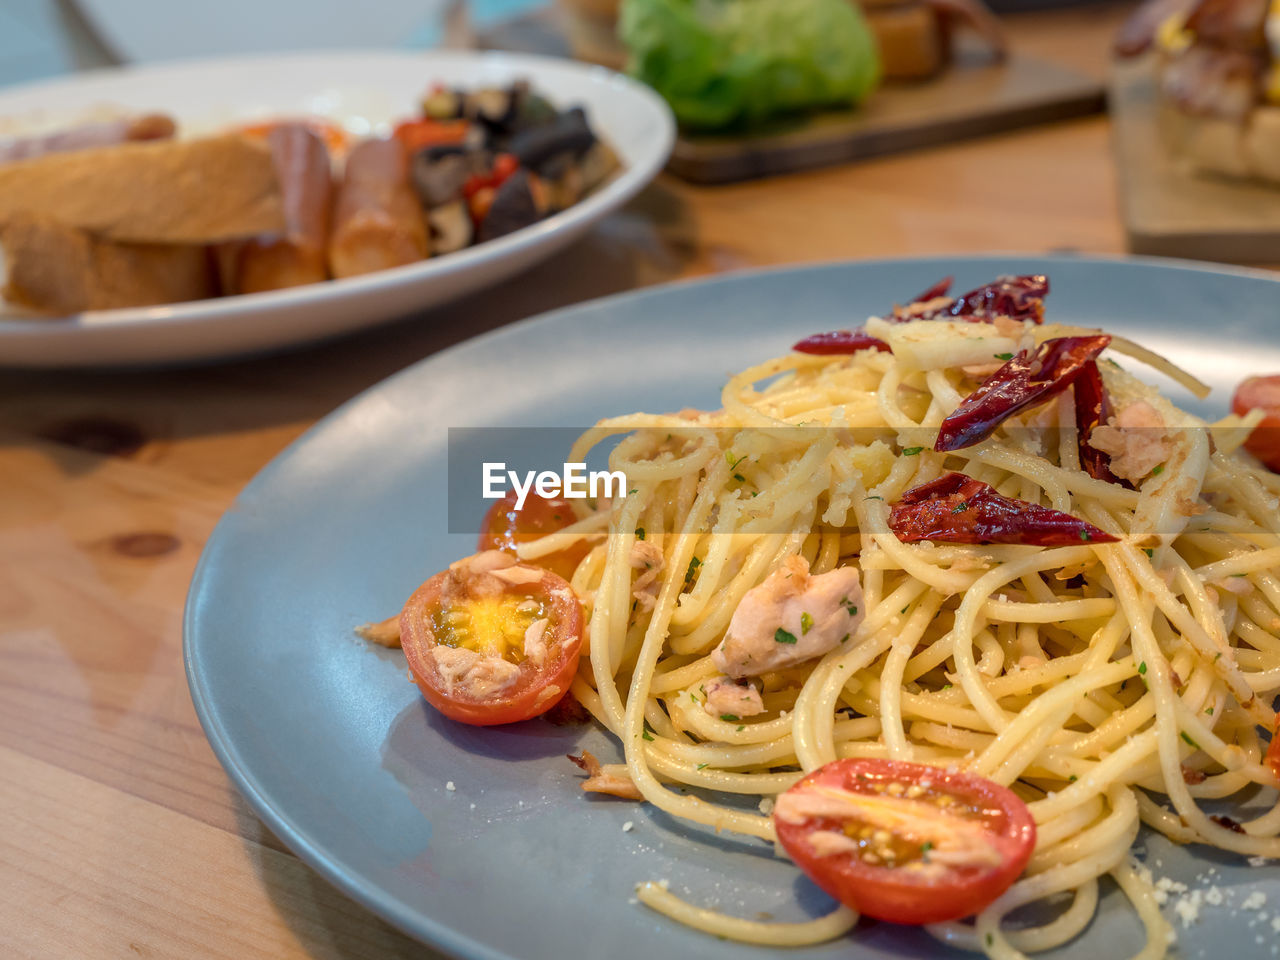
[478,490,593,582]
[1232,374,1280,472]
[400,550,583,726]
[773,758,1036,925]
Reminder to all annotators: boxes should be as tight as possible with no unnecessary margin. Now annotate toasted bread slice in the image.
[865,4,948,80]
[0,134,284,244]
[1,211,217,315]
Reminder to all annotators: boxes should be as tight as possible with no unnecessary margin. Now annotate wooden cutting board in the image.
[1111,56,1280,263]
[480,10,1105,183]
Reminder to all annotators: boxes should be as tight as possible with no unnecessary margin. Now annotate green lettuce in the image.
[619,0,881,130]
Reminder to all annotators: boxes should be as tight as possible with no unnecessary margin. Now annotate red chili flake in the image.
[1180,764,1207,785]
[792,327,891,355]
[888,472,1118,547]
[895,275,1049,324]
[934,335,1112,452]
[1210,814,1247,834]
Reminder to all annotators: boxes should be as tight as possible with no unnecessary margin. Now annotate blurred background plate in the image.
[0,50,673,367]
[72,0,541,60]
[186,255,1280,960]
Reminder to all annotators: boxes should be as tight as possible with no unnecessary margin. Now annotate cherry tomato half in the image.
[1233,374,1280,472]
[478,491,592,582]
[400,550,583,726]
[773,758,1036,925]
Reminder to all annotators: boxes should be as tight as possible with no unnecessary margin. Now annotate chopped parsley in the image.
[840,597,859,615]
[952,501,969,514]
[720,714,740,723]
[635,527,645,540]
[1079,529,1092,542]
[1151,464,1165,476]
[800,612,813,635]
[1068,775,1078,782]
[1143,548,1154,558]
[902,446,924,456]
[726,451,747,471]
[775,627,798,645]
[733,473,746,482]
[1205,706,1214,715]
[697,762,709,770]
[986,933,994,947]
[994,352,1014,361]
[1180,731,1200,750]
[921,841,933,862]
[840,633,851,644]
[685,556,702,585]
[1137,661,1147,676]
[641,724,655,742]
[736,725,745,732]
[865,495,884,501]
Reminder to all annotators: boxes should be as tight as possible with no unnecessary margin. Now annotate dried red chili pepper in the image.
[888,473,1117,546]
[792,327,891,355]
[895,275,1049,324]
[911,276,955,304]
[1073,360,1125,485]
[934,335,1112,452]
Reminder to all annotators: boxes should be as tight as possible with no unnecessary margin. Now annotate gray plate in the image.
[185,256,1280,960]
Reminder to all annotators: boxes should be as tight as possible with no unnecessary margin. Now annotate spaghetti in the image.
[503,290,1280,958]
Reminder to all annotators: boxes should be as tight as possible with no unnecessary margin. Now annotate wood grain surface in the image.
[0,6,1170,959]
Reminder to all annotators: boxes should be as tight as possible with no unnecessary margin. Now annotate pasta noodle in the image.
[511,314,1280,959]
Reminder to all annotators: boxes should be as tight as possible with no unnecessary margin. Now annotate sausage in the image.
[328,138,428,279]
[220,123,333,293]
[0,113,175,165]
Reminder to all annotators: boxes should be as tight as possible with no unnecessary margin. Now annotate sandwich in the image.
[1119,0,1280,184]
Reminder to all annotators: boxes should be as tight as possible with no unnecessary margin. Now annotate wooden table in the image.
[0,5,1158,957]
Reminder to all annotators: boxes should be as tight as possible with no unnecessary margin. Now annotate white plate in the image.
[75,0,452,62]
[0,50,674,367]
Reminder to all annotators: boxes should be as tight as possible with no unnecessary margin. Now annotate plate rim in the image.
[0,49,675,354]
[184,252,1280,958]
